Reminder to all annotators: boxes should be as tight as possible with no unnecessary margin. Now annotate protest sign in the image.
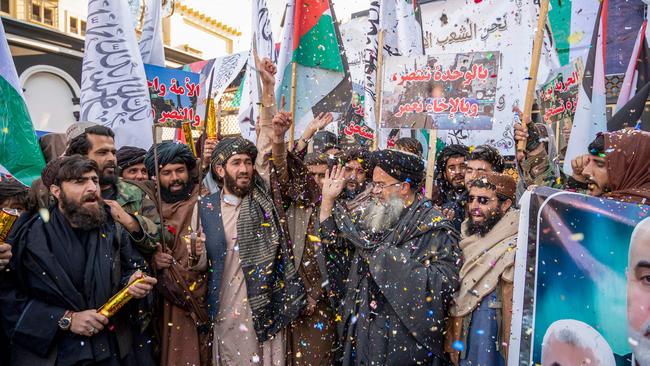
[509,187,649,365]
[381,52,499,130]
[537,60,582,125]
[420,0,557,154]
[144,64,201,127]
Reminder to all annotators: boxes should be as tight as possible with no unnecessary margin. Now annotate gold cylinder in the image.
[182,122,197,157]
[0,208,19,242]
[206,97,217,140]
[98,275,146,318]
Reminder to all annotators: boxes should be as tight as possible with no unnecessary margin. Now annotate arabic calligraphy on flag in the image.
[144,64,201,127]
[381,51,499,130]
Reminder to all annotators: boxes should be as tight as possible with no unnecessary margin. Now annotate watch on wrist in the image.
[58,311,73,331]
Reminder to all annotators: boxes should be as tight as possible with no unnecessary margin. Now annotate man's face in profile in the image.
[628,221,650,364]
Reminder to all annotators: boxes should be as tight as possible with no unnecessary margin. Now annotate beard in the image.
[224,171,252,198]
[98,161,118,186]
[161,179,195,203]
[60,190,107,230]
[467,206,504,237]
[359,194,405,234]
[630,320,650,366]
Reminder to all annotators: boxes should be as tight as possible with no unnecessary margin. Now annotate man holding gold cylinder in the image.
[0,155,157,366]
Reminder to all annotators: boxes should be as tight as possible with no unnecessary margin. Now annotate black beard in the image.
[224,171,252,198]
[99,163,118,186]
[161,180,195,203]
[467,207,504,237]
[60,191,107,230]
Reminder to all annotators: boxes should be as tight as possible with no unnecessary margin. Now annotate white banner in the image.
[195,52,248,124]
[238,0,275,142]
[139,0,165,67]
[81,0,153,149]
[421,0,558,155]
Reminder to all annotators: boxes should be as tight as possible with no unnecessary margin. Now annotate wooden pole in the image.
[288,61,298,150]
[151,124,167,251]
[425,130,438,200]
[372,30,385,151]
[517,0,551,153]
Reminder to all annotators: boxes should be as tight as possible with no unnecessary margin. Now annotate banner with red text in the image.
[536,60,583,126]
[381,51,499,130]
[144,64,201,128]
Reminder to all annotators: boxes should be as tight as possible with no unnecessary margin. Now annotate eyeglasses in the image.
[468,195,497,205]
[371,182,402,193]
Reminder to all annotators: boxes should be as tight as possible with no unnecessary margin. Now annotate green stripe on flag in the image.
[0,76,45,186]
[293,14,344,72]
[549,0,573,66]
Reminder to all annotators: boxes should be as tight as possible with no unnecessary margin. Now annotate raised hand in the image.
[305,112,335,138]
[571,154,591,183]
[255,55,277,87]
[202,138,218,170]
[272,96,292,143]
[322,165,347,203]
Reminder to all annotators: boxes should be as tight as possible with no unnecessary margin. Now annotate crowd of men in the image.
[1,57,650,366]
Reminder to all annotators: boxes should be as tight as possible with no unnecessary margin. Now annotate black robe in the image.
[0,207,153,366]
[319,195,462,365]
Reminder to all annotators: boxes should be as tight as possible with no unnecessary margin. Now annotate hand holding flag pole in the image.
[518,0,551,153]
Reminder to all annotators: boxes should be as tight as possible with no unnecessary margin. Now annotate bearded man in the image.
[0,155,157,365]
[142,142,210,366]
[435,144,470,230]
[65,125,160,255]
[445,172,518,365]
[624,217,650,366]
[319,149,461,365]
[199,136,304,365]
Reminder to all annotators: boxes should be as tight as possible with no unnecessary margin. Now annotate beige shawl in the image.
[450,209,520,317]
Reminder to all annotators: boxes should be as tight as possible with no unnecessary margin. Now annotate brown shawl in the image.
[153,184,210,366]
[603,129,650,204]
[450,209,519,317]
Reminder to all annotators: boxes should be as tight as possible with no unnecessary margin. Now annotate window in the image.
[69,16,77,33]
[1,0,10,14]
[30,0,58,28]
[80,20,86,35]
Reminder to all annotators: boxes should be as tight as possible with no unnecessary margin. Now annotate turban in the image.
[117,146,147,171]
[144,142,197,177]
[473,172,516,201]
[211,137,258,167]
[373,149,425,185]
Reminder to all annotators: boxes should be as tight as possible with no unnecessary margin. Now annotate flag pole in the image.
[372,29,385,151]
[151,124,167,251]
[425,129,438,199]
[289,61,298,150]
[518,0,550,153]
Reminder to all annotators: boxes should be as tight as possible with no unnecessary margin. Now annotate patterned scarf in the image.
[237,174,305,342]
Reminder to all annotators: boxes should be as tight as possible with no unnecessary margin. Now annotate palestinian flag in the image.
[276,0,351,139]
[608,20,650,131]
[563,0,607,175]
[0,19,45,186]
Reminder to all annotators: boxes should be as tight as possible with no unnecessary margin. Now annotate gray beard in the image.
[630,320,650,366]
[360,195,405,234]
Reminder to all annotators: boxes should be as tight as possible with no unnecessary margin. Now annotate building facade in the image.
[1,0,241,134]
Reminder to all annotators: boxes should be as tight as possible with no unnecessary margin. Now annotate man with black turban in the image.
[117,146,148,181]
[319,148,462,365]
[140,141,210,366]
[435,144,470,230]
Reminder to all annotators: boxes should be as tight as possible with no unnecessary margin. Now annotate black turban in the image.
[372,149,425,185]
[211,137,258,167]
[116,146,147,170]
[144,142,197,177]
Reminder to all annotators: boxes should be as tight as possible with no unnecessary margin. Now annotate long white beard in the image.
[360,195,405,234]
[630,320,650,366]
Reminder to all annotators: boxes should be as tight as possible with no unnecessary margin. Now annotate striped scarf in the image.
[237,175,305,342]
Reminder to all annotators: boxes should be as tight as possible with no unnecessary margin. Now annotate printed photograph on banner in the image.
[512,187,650,366]
[381,51,499,130]
[144,64,201,128]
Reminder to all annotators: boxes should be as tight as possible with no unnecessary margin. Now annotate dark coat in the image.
[0,207,148,366]
[320,196,462,365]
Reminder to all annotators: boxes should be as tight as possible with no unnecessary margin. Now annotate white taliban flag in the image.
[364,0,424,138]
[237,0,275,142]
[139,0,165,66]
[80,0,153,149]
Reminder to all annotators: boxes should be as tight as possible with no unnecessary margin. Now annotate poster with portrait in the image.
[381,51,499,130]
[509,187,650,365]
[144,64,201,127]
